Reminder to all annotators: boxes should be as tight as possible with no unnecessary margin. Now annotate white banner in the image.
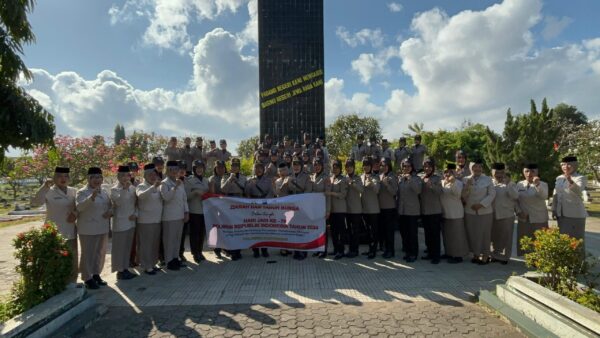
[203,193,326,251]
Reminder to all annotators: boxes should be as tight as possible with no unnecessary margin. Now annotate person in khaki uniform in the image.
[516,163,548,256]
[344,159,363,258]
[136,164,163,275]
[109,165,138,280]
[393,137,410,172]
[410,134,427,173]
[311,158,332,258]
[160,160,189,270]
[380,139,393,160]
[76,167,112,289]
[266,149,281,179]
[181,137,194,174]
[208,160,226,259]
[221,158,246,260]
[287,157,313,260]
[420,158,443,264]
[274,163,292,197]
[361,157,380,259]
[366,136,382,159]
[379,157,399,259]
[190,137,206,165]
[440,163,468,263]
[206,140,219,173]
[397,159,422,262]
[553,155,588,249]
[462,159,496,264]
[349,134,367,161]
[454,150,471,180]
[326,160,348,260]
[215,139,232,163]
[490,163,519,264]
[31,167,78,282]
[164,137,182,162]
[185,160,210,263]
[245,162,274,258]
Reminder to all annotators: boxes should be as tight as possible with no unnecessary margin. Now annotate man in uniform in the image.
[152,156,165,180]
[289,157,313,260]
[454,150,471,180]
[366,136,382,158]
[350,134,367,161]
[302,133,313,156]
[221,158,246,261]
[283,135,294,155]
[393,137,410,172]
[553,156,588,249]
[160,161,189,270]
[345,159,364,258]
[245,162,274,258]
[181,137,194,175]
[266,149,281,178]
[190,137,205,165]
[380,139,393,160]
[164,137,181,162]
[411,134,427,173]
[184,160,210,263]
[215,139,232,163]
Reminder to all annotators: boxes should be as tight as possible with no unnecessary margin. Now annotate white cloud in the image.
[336,26,385,48]
[351,46,400,84]
[325,78,383,125]
[387,2,403,13]
[541,16,573,40]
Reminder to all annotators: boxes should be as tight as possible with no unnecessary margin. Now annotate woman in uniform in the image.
[397,159,422,262]
[302,151,313,174]
[361,157,380,259]
[76,167,112,289]
[31,167,78,282]
[553,156,588,249]
[222,158,247,260]
[490,163,519,264]
[311,158,331,258]
[136,164,163,275]
[109,165,138,280]
[209,160,226,259]
[516,163,548,256]
[420,158,443,264]
[289,157,313,260]
[440,164,468,263]
[461,159,496,264]
[379,157,399,259]
[185,160,210,263]
[345,159,364,258]
[245,161,274,258]
[327,160,348,259]
[160,160,189,270]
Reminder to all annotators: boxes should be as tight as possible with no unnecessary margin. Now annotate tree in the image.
[5,157,32,201]
[237,136,259,159]
[407,122,424,135]
[113,124,126,144]
[560,119,600,182]
[421,123,491,170]
[0,0,55,161]
[326,114,382,159]
[112,131,167,165]
[485,98,561,188]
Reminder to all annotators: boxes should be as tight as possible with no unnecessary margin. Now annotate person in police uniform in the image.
[420,158,443,264]
[380,139,393,160]
[152,156,165,180]
[136,164,163,275]
[283,135,294,155]
[164,137,181,162]
[266,149,281,178]
[245,161,274,258]
[490,163,519,264]
[273,163,292,257]
[326,160,348,260]
[440,164,468,263]
[410,135,427,173]
[516,163,548,256]
[397,158,422,262]
[350,134,367,161]
[221,158,246,260]
[215,139,232,163]
[311,158,332,258]
[454,150,471,180]
[208,160,227,258]
[190,137,206,165]
[462,159,496,264]
[181,137,194,174]
[206,140,219,173]
[185,160,210,263]
[366,136,382,158]
[31,167,79,282]
[344,159,363,258]
[288,157,313,260]
[76,167,112,289]
[109,165,138,280]
[160,161,189,270]
[379,157,399,259]
[553,155,588,249]
[393,137,410,172]
[361,157,380,259]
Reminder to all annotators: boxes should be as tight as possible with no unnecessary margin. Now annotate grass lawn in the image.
[0,216,43,229]
[586,202,600,218]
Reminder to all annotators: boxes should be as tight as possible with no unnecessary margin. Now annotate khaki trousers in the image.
[491,216,515,261]
[464,213,493,257]
[79,234,108,282]
[516,220,548,256]
[162,220,184,263]
[442,218,469,258]
[111,228,135,272]
[66,239,79,283]
[137,222,161,270]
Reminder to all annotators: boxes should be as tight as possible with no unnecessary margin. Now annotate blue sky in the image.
[18,0,600,152]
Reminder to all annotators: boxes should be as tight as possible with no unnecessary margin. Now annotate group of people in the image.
[31,133,589,289]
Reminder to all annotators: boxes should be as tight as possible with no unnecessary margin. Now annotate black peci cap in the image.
[345,159,355,167]
[143,163,155,171]
[561,155,577,163]
[117,165,130,173]
[446,163,457,170]
[332,160,342,168]
[87,167,102,175]
[231,158,241,166]
[178,160,187,169]
[525,163,538,170]
[491,163,505,170]
[54,166,70,174]
[215,160,226,167]
[278,162,288,168]
[152,156,164,164]
[166,160,179,167]
[192,160,205,168]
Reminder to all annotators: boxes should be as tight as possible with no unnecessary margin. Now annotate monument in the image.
[258,0,325,142]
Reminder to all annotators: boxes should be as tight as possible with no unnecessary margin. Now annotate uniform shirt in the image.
[136,181,163,224]
[378,172,399,210]
[381,147,393,160]
[361,173,380,214]
[160,177,189,221]
[311,171,332,214]
[221,173,247,196]
[553,174,588,218]
[185,175,209,214]
[517,180,549,223]
[274,176,292,197]
[213,149,232,162]
[330,174,348,214]
[410,144,427,171]
[180,146,194,172]
[208,174,224,194]
[245,175,274,198]
[265,162,280,179]
[76,186,111,236]
[462,175,496,215]
[420,174,443,215]
[441,179,464,219]
[289,171,313,194]
[190,146,205,163]
[205,148,219,172]
[350,143,367,161]
[346,174,364,214]
[493,180,519,220]
[398,174,422,216]
[31,185,77,239]
[366,144,382,158]
[164,146,181,161]
[109,183,137,232]
[455,165,471,181]
[393,147,410,169]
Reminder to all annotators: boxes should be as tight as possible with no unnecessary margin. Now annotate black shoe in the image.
[471,257,480,264]
[491,257,509,265]
[421,255,432,260]
[159,260,166,266]
[346,252,358,258]
[367,252,376,259]
[261,249,269,258]
[152,266,161,271]
[167,259,180,270]
[85,279,99,289]
[179,255,188,263]
[431,259,440,264]
[92,274,107,286]
[478,257,491,265]
[328,251,336,255]
[196,253,206,261]
[334,253,344,260]
[117,270,137,280]
[144,269,157,275]
[405,256,417,263]
[292,252,301,260]
[318,252,327,259]
[193,255,201,264]
[178,259,187,268]
[214,249,223,259]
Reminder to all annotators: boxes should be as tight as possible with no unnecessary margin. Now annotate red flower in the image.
[59,250,69,257]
